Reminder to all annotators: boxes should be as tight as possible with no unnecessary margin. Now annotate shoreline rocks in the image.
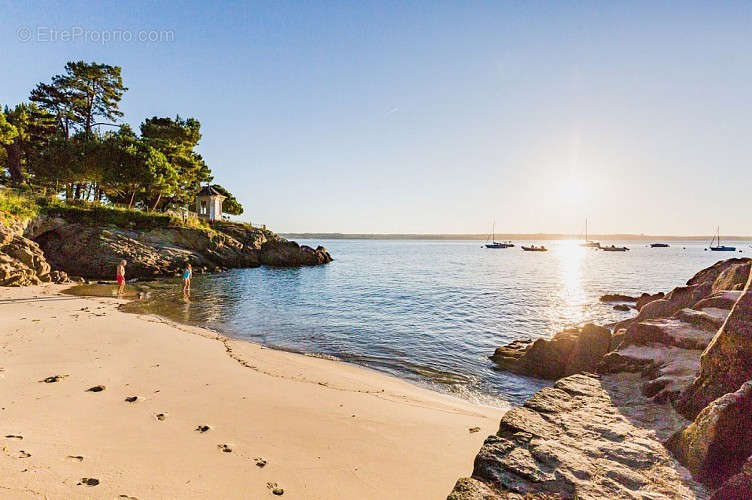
[490,324,611,380]
[27,215,331,280]
[449,373,702,499]
[461,257,752,499]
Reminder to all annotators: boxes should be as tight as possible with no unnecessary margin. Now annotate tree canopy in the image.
[1,61,243,218]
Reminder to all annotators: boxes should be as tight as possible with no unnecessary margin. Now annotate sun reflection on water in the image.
[553,240,588,327]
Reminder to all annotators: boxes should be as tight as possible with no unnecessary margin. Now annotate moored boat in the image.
[579,218,600,248]
[708,227,736,252]
[521,245,547,252]
[601,245,629,252]
[484,220,514,249]
[650,243,669,248]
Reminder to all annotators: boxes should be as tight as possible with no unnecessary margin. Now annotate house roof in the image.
[198,185,226,198]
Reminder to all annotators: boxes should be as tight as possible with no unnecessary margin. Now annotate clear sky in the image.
[1,1,751,235]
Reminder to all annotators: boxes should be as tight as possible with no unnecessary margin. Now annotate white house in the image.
[196,185,226,221]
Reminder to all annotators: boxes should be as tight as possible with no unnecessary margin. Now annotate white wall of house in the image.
[197,196,225,221]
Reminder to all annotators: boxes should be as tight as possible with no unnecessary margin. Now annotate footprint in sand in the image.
[4,435,23,440]
[155,413,168,421]
[67,455,84,462]
[124,396,138,403]
[195,425,210,433]
[217,443,232,453]
[468,427,481,433]
[266,482,284,495]
[86,385,106,392]
[118,495,138,499]
[254,457,267,468]
[78,477,99,486]
[18,450,31,458]
[41,375,67,383]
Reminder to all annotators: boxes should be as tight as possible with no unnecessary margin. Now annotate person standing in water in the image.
[182,264,192,298]
[116,260,127,296]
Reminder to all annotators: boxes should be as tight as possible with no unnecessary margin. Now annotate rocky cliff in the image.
[451,258,752,499]
[0,210,331,284]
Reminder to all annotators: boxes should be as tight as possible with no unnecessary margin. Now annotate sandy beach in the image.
[0,284,504,499]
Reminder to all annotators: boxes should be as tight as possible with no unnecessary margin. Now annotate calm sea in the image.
[125,239,750,407]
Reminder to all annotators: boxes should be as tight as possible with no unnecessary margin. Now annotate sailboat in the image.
[579,219,600,248]
[484,220,514,249]
[709,227,736,252]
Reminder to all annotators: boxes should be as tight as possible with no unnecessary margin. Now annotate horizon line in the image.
[280,232,752,241]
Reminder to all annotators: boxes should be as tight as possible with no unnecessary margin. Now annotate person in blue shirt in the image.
[182,264,192,298]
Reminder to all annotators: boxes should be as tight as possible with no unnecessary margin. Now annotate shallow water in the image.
[116,239,749,407]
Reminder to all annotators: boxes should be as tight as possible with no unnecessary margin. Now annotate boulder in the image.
[599,293,637,303]
[490,324,611,380]
[259,240,332,267]
[612,304,630,311]
[636,282,712,322]
[448,374,699,499]
[710,457,752,500]
[712,260,751,293]
[0,221,52,286]
[636,291,665,310]
[677,273,752,419]
[687,258,751,287]
[667,380,752,488]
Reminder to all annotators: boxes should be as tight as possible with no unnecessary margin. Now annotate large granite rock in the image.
[259,240,332,267]
[31,219,332,279]
[636,282,713,322]
[636,291,665,310]
[710,457,752,500]
[711,260,751,292]
[0,220,52,286]
[677,273,752,419]
[490,324,611,380]
[668,380,752,488]
[448,374,701,499]
[687,258,751,287]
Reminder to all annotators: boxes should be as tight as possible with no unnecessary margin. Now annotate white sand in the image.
[0,284,504,499]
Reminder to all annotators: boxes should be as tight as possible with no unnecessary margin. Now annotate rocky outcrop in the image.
[259,240,333,267]
[490,324,611,380]
[0,220,53,286]
[687,258,751,288]
[449,374,701,499]
[668,380,752,488]
[636,291,665,310]
[677,273,752,419]
[468,258,752,499]
[710,457,752,500]
[28,216,332,280]
[599,293,636,303]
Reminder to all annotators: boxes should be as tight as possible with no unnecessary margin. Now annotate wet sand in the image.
[0,284,504,499]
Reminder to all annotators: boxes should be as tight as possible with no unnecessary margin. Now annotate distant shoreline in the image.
[283,233,752,242]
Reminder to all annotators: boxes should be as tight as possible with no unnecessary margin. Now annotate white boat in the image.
[579,219,600,248]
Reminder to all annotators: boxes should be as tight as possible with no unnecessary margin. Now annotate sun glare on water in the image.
[553,241,587,326]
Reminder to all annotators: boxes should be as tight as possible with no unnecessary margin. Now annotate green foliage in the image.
[0,111,18,145]
[30,60,127,137]
[0,189,39,222]
[208,184,244,215]
[140,115,212,209]
[1,61,244,221]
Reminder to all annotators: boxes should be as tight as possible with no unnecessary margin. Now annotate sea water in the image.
[123,239,750,407]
